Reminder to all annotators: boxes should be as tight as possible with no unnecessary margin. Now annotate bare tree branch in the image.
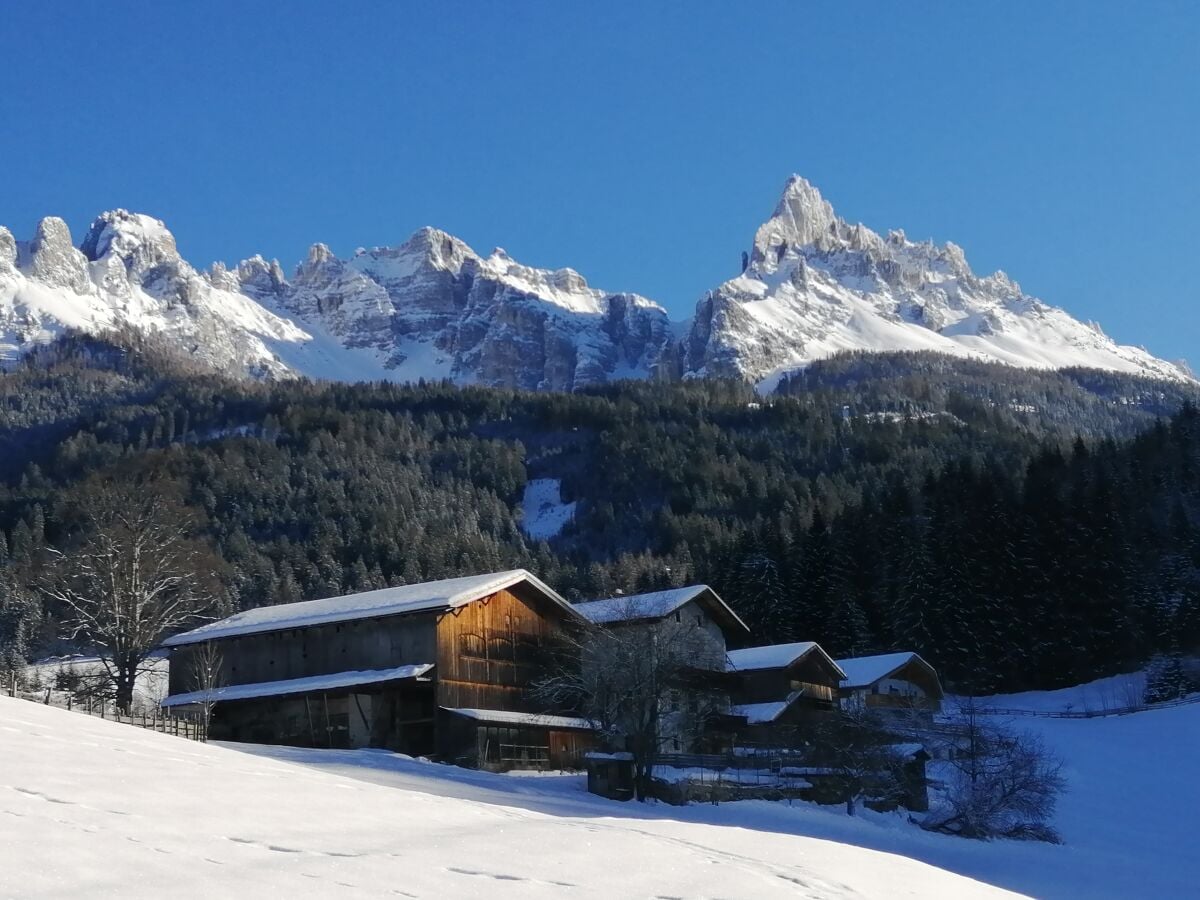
[40,481,221,711]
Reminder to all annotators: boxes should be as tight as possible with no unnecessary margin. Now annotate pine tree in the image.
[728,532,789,639]
[1144,652,1188,703]
[0,576,40,684]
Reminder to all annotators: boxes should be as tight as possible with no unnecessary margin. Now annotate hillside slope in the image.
[244,684,1200,899]
[0,698,1013,899]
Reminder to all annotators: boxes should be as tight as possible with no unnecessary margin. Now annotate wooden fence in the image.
[970,692,1200,720]
[3,678,207,742]
[655,749,809,771]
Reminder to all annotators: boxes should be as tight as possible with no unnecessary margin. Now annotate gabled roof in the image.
[835,651,940,693]
[163,569,583,648]
[161,663,434,707]
[731,682,840,724]
[573,585,749,635]
[726,641,847,678]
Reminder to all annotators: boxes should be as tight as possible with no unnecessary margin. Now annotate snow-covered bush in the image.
[924,704,1065,842]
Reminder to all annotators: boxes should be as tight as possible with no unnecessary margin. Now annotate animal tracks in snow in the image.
[445,866,576,888]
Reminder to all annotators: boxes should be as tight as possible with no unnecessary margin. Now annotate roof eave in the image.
[164,569,583,648]
[695,586,751,635]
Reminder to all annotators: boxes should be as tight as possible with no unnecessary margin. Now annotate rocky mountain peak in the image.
[389,227,475,272]
[205,261,240,292]
[752,175,840,269]
[28,216,90,293]
[303,243,337,270]
[0,227,16,273]
[237,255,289,300]
[549,267,588,294]
[80,210,185,287]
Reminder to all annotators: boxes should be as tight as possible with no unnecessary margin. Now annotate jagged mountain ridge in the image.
[0,213,677,390]
[1,178,1190,388]
[686,176,1190,386]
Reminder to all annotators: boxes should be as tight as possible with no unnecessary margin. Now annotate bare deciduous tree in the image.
[187,640,224,739]
[41,482,221,712]
[924,701,1065,842]
[808,707,907,815]
[534,607,727,800]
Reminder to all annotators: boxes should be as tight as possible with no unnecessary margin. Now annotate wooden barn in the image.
[161,570,598,769]
[835,652,944,716]
[726,641,846,744]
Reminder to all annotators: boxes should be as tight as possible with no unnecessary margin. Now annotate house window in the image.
[674,611,681,623]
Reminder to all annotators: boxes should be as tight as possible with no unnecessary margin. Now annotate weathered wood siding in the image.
[168,581,586,769]
[167,613,438,696]
[435,587,561,713]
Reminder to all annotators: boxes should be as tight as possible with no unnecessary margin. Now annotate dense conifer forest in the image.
[2,333,1198,693]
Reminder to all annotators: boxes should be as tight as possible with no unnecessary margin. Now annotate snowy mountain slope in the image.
[686,176,1192,387]
[3,179,1190,389]
[0,698,1014,899]
[0,212,308,377]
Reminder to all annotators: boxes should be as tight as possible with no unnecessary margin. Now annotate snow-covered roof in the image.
[573,585,749,634]
[163,569,582,647]
[726,641,845,678]
[441,707,598,731]
[835,652,932,689]
[161,663,434,707]
[574,587,706,624]
[729,700,792,724]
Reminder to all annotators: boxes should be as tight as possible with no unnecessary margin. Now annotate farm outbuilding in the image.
[161,570,599,768]
[726,641,847,744]
[836,652,944,715]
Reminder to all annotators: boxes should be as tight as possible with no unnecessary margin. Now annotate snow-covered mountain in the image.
[0,211,310,378]
[2,179,1191,388]
[686,176,1191,386]
[1,214,676,390]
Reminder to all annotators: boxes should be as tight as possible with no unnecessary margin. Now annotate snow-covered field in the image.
[245,695,1200,900]
[0,697,1011,899]
[3,675,1196,898]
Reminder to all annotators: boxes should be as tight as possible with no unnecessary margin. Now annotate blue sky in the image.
[2,2,1197,363]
